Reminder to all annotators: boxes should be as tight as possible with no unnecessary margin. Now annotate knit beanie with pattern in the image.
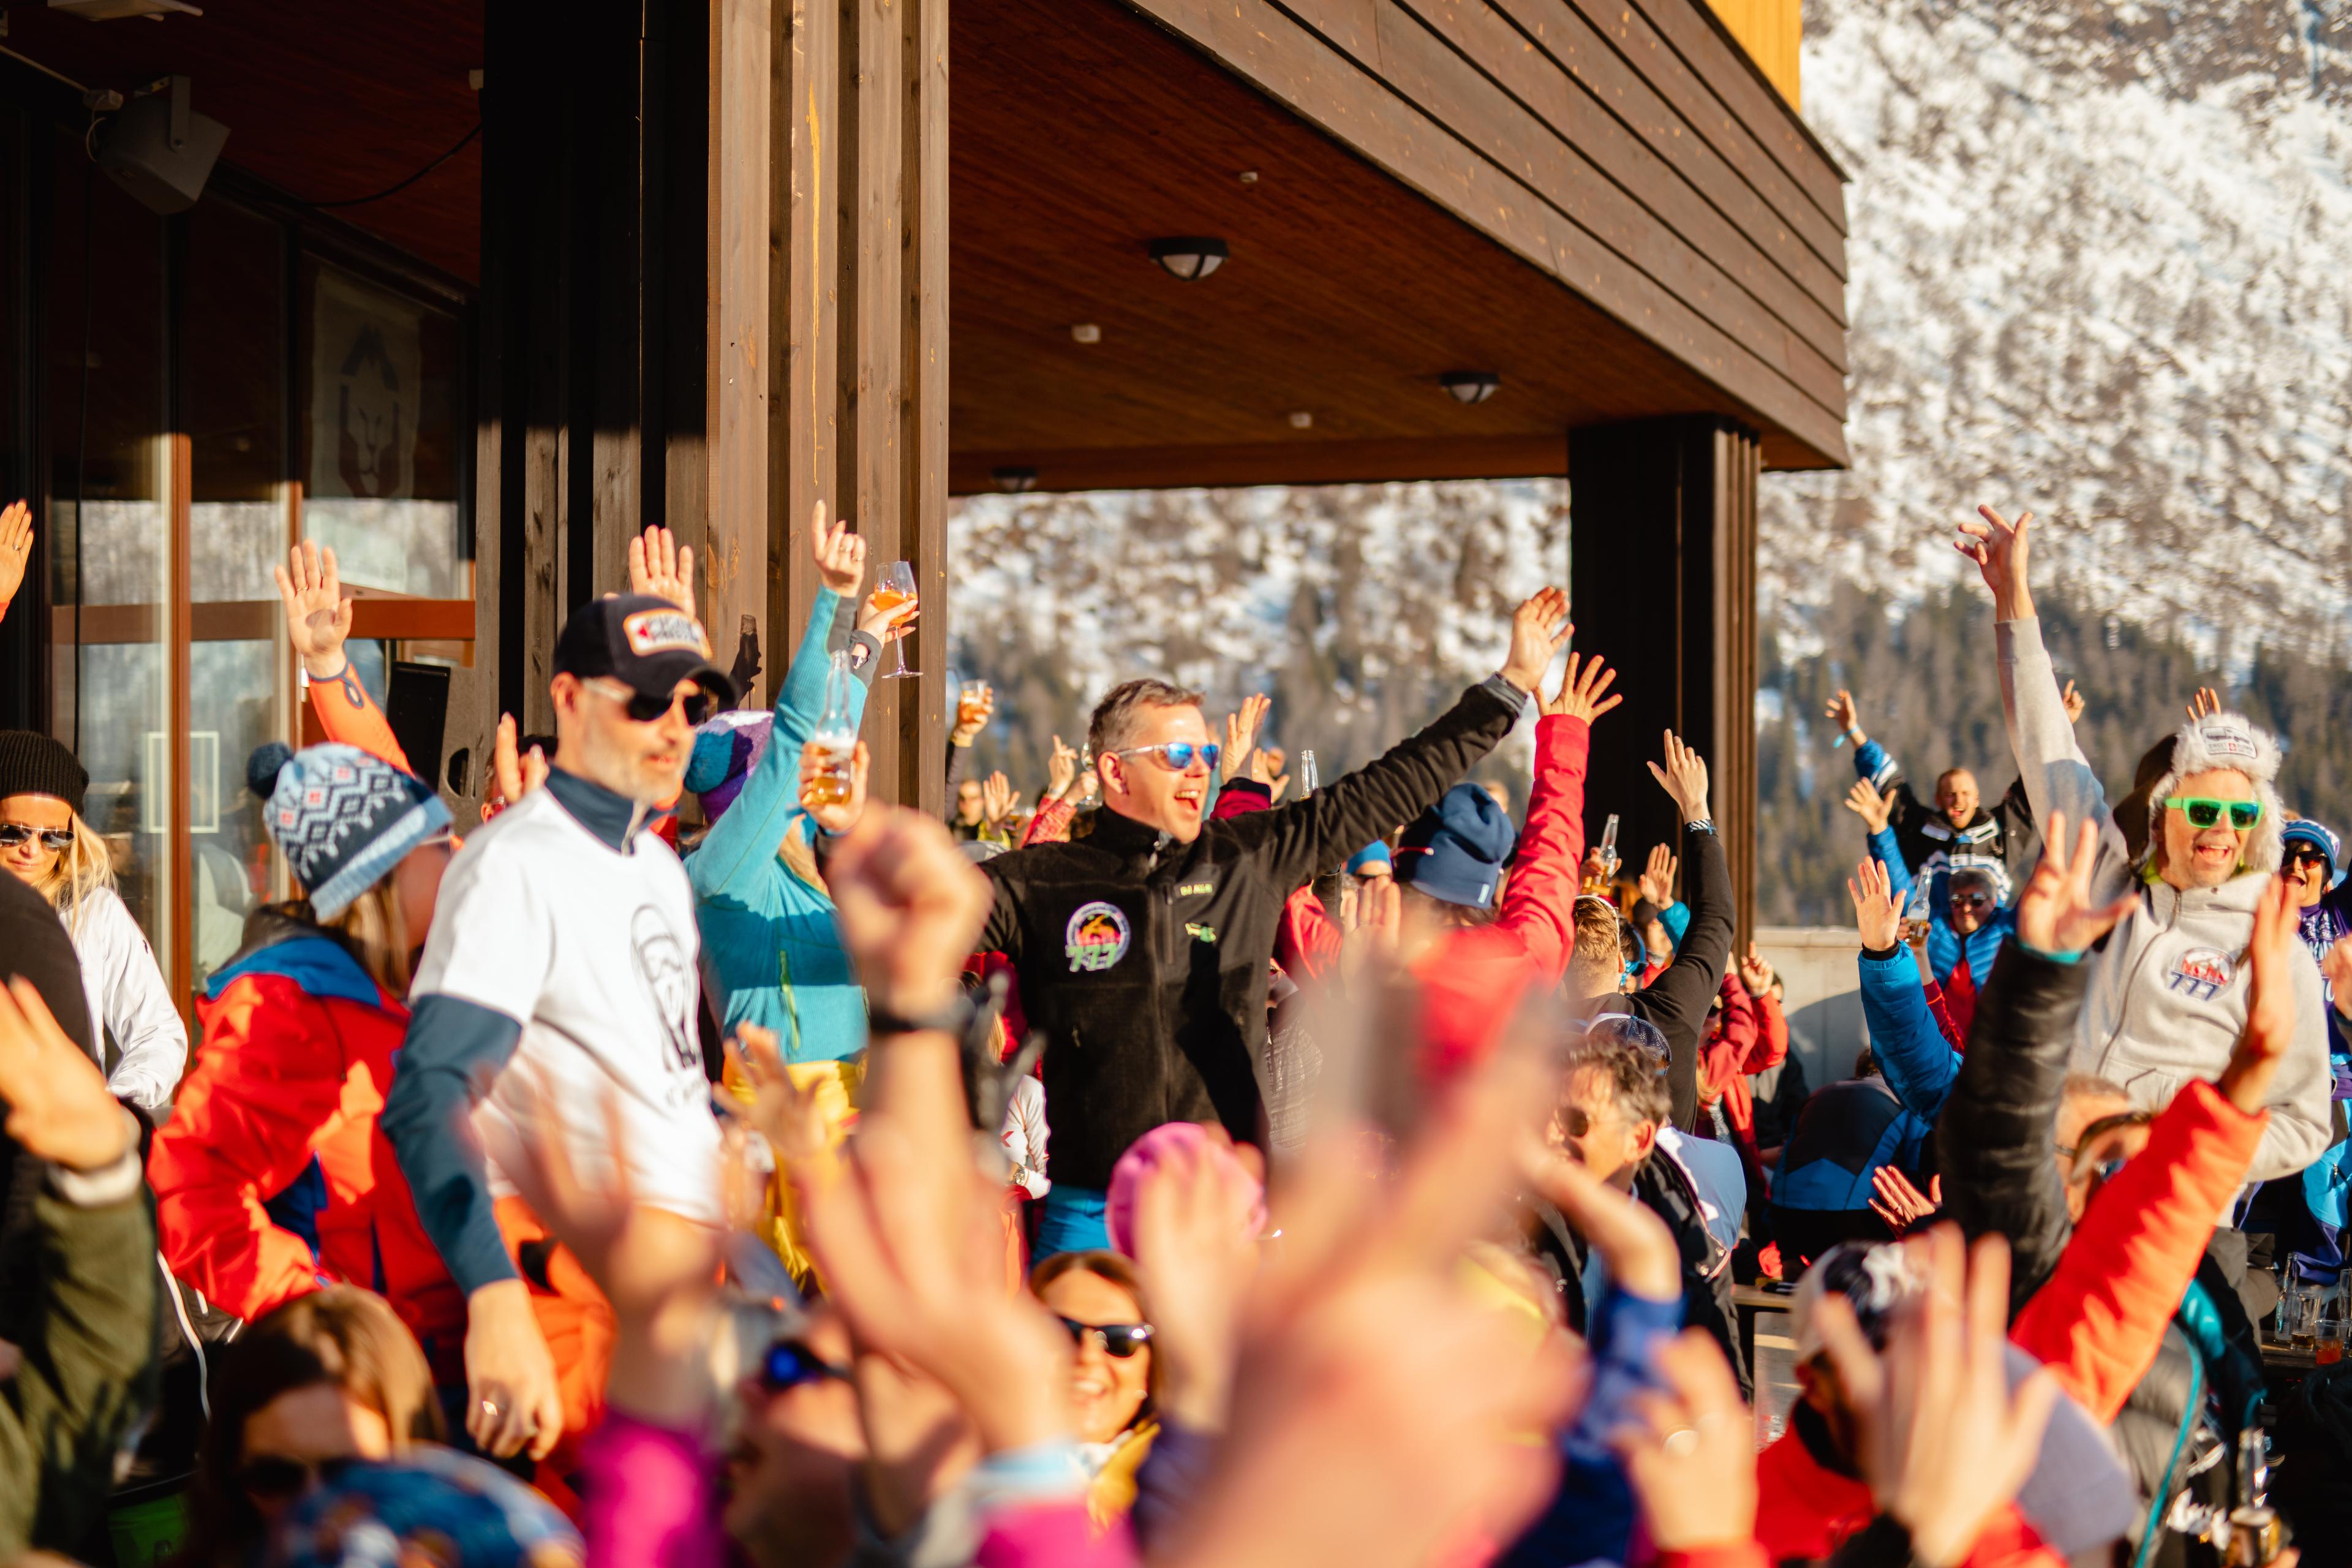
[247,742,451,921]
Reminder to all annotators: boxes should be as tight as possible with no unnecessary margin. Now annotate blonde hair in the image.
[314,877,412,995]
[29,808,118,940]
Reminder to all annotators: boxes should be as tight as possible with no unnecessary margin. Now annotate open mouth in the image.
[1172,786,1205,816]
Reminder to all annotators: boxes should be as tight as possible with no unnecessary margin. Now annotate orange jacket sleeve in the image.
[1749,987,1790,1074]
[147,979,356,1322]
[2009,1077,2266,1422]
[1656,1543,1770,1568]
[1276,886,1342,982]
[1492,713,1588,983]
[1023,799,1074,846]
[307,662,413,775]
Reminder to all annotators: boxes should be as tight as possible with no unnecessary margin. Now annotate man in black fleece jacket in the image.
[978,589,1574,1247]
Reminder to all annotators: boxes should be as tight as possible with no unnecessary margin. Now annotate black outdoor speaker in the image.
[385,662,453,793]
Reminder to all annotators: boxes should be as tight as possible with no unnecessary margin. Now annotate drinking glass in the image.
[869,560,919,679]
[2320,1283,2347,1366]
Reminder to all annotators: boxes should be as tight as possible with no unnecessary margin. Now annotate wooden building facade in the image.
[0,0,1841,1007]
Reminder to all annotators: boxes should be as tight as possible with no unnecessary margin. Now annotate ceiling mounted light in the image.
[1148,237,1229,281]
[1440,371,1501,405]
[991,466,1039,494]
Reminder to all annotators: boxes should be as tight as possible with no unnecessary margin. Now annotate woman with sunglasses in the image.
[182,1287,447,1567]
[148,742,467,1407]
[1028,1250,1158,1529]
[0,730,187,1114]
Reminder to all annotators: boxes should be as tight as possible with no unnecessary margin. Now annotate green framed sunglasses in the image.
[2165,796,2263,830]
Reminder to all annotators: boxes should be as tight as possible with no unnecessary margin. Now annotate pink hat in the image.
[1105,1121,1268,1257]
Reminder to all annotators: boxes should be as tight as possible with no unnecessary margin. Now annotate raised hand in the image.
[1825,687,1861,735]
[1611,1330,1757,1551]
[1844,777,1895,834]
[952,682,995,745]
[0,498,32,614]
[1737,943,1776,997]
[1954,504,2035,620]
[824,807,994,1019]
[1814,1229,2057,1568]
[1224,693,1272,782]
[2187,685,2222,723]
[2013,812,2137,957]
[1499,586,1573,695]
[2323,937,2352,1020]
[2218,870,2301,1115]
[1130,1126,1265,1430]
[727,1023,832,1171]
[811,500,867,597]
[981,770,1015,830]
[2060,679,2086,725]
[1646,731,1711,824]
[274,539,355,680]
[1638,843,1678,908]
[628,524,697,615]
[1541,649,1622,725]
[1869,1167,1941,1237]
[1848,857,1904,951]
[1046,734,1079,799]
[798,738,870,835]
[0,976,129,1173]
[485,713,549,818]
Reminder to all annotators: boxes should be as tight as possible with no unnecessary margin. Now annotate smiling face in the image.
[1936,769,1980,828]
[0,793,72,889]
[1947,872,1997,936]
[1098,703,1215,843]
[1036,1268,1153,1446]
[955,778,986,824]
[1550,1065,1656,1193]
[553,673,703,806]
[2158,767,2259,891]
[2285,842,2332,908]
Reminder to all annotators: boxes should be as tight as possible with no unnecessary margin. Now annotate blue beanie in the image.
[1345,840,1392,876]
[248,742,451,921]
[2283,818,2347,889]
[1393,783,1517,909]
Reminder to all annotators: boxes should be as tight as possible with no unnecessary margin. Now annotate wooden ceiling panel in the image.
[2,0,481,282]
[949,0,1841,488]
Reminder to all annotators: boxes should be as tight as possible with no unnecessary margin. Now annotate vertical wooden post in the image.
[899,0,949,818]
[709,0,773,705]
[839,0,907,798]
[771,0,839,703]
[1567,416,1761,946]
[166,431,192,1017]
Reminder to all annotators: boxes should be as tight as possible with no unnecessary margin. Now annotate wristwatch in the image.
[868,990,978,1039]
[1686,818,1717,835]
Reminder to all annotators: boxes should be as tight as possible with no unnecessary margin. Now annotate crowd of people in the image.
[1,491,2348,1568]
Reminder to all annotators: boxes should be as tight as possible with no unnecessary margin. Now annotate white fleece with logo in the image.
[1997,615,2331,1185]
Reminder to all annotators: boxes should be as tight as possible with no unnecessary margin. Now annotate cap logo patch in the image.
[2198,725,2257,761]
[624,608,702,655]
[2165,945,2234,1002]
[1065,900,1132,973]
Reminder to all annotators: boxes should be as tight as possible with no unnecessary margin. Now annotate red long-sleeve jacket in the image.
[1415,714,1587,1072]
[1697,973,1782,1145]
[148,920,467,1377]
[1747,1074,2267,1567]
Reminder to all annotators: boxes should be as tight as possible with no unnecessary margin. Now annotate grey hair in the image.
[1088,678,1207,761]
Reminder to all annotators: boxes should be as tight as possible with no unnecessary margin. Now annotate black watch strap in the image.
[868,990,978,1039]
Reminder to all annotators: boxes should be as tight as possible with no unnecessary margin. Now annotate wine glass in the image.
[869,560,919,679]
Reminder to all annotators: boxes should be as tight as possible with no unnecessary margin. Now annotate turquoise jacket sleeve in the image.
[691,588,861,900]
[1858,946,1959,1121]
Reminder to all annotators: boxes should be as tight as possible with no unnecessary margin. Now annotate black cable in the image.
[301,121,482,210]
[72,155,92,756]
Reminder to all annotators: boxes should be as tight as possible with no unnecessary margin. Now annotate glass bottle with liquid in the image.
[1299,749,1318,796]
[1901,878,1935,946]
[802,653,858,809]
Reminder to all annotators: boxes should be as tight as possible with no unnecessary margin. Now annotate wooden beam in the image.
[766,0,837,710]
[900,0,950,818]
[710,0,773,707]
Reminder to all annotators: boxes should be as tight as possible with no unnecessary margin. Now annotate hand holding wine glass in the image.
[870,560,920,679]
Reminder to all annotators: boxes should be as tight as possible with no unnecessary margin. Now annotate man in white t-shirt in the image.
[382,593,734,1464]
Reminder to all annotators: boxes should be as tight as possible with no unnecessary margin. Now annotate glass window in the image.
[298,257,466,599]
[47,134,173,981]
[186,200,290,990]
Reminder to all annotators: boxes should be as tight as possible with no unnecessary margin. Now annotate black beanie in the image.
[0,731,87,815]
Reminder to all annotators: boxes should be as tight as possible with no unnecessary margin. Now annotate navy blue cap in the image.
[1394,783,1518,909]
[2283,818,2346,889]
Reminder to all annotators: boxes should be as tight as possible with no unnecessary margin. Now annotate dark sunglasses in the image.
[1948,889,1996,908]
[2285,846,2331,869]
[239,1453,353,1502]
[2166,796,2262,830]
[1114,741,1220,774]
[0,823,74,852]
[1058,1316,1154,1359]
[592,677,713,726]
[760,1338,851,1392]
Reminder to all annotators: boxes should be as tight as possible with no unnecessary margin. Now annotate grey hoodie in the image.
[1996,616,2331,1185]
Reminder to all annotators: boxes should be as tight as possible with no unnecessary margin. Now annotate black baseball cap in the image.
[554,594,737,712]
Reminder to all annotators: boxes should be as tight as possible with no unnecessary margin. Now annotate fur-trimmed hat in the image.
[2141,709,2285,875]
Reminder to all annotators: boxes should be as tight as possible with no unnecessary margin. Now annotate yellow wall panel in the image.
[1705,0,1802,108]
